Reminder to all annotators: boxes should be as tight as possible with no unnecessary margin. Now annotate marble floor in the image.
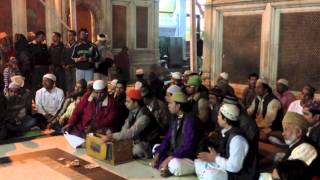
[0,136,198,180]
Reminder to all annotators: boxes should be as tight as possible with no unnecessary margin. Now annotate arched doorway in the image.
[76,4,94,41]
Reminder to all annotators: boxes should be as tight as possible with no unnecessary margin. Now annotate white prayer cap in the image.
[110,79,118,87]
[135,68,144,75]
[135,81,143,90]
[93,80,106,90]
[183,70,192,76]
[167,85,181,94]
[220,103,240,121]
[277,78,289,86]
[171,72,182,80]
[220,72,229,80]
[43,73,56,82]
[97,34,106,41]
[8,82,20,90]
[257,77,268,85]
[10,75,25,88]
[160,59,166,64]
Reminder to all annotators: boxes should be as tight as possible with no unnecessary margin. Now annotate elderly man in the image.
[141,86,170,134]
[260,112,319,180]
[35,74,64,120]
[247,78,283,140]
[62,80,118,138]
[195,104,257,180]
[135,68,148,88]
[0,82,37,140]
[288,84,315,115]
[274,79,296,113]
[152,92,199,177]
[101,89,160,159]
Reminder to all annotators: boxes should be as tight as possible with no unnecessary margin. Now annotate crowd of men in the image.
[0,30,320,180]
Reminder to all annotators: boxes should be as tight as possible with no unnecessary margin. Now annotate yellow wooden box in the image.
[86,134,133,165]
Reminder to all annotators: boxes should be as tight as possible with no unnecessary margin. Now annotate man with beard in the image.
[62,80,118,138]
[274,79,295,114]
[260,112,319,180]
[0,82,37,140]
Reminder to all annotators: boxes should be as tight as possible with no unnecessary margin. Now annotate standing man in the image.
[49,32,65,91]
[72,28,99,82]
[30,31,50,93]
[64,30,77,95]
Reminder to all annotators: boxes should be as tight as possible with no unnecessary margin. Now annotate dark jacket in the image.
[71,41,99,70]
[218,127,258,180]
[49,42,65,67]
[155,114,199,168]
[30,43,50,66]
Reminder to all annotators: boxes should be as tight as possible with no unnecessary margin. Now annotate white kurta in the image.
[35,87,64,116]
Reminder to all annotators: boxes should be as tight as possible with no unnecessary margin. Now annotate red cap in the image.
[127,89,142,100]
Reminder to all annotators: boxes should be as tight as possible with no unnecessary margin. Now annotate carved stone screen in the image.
[222,15,261,84]
[136,7,148,48]
[27,0,46,32]
[278,12,320,91]
[112,5,127,48]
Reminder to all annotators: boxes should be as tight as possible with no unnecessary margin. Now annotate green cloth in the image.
[187,75,201,87]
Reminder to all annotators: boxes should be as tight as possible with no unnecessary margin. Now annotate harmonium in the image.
[85,133,133,165]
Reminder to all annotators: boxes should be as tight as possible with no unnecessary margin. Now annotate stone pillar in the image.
[69,0,77,31]
[11,0,27,36]
[45,0,62,45]
[101,0,111,36]
[154,0,160,60]
[190,0,197,72]
[61,0,68,42]
[202,2,213,86]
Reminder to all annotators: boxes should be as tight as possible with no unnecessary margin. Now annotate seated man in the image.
[62,80,118,138]
[113,80,129,131]
[195,104,257,180]
[260,112,319,180]
[274,79,296,114]
[215,72,235,96]
[0,82,37,140]
[247,78,283,140]
[35,74,64,120]
[47,79,87,131]
[288,84,315,115]
[165,85,181,103]
[303,101,320,149]
[141,86,170,133]
[152,92,198,177]
[101,89,160,159]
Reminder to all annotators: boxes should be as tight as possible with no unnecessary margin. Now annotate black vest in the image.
[128,107,160,145]
[252,93,283,131]
[218,128,259,180]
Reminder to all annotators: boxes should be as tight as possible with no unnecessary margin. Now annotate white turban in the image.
[8,82,21,90]
[110,79,118,87]
[167,85,181,94]
[277,78,289,86]
[135,68,144,75]
[220,72,229,80]
[43,73,56,82]
[171,72,182,80]
[135,81,143,90]
[10,75,25,88]
[220,104,240,121]
[93,80,106,90]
